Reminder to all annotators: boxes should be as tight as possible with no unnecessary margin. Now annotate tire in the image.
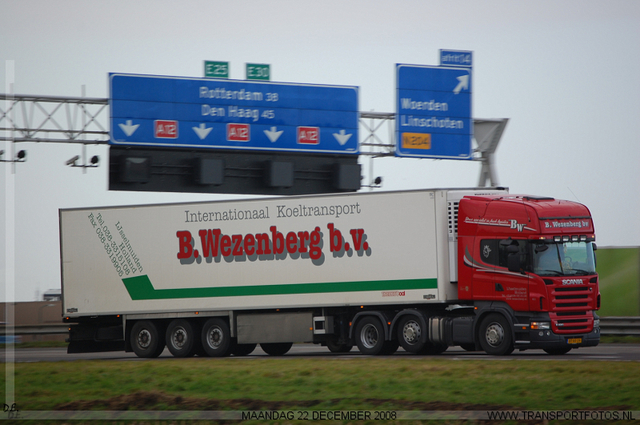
[166,319,199,358]
[544,347,572,355]
[478,314,514,356]
[201,318,232,357]
[130,320,165,358]
[355,316,386,355]
[397,315,427,354]
[326,338,353,353]
[260,342,293,356]
[231,342,256,356]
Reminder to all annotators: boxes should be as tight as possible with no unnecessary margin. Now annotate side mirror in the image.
[535,244,549,253]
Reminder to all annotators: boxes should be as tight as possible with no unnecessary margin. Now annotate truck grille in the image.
[550,311,593,334]
[549,285,595,334]
[551,286,594,310]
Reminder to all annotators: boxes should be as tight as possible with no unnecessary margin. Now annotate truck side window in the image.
[498,240,527,269]
[479,240,499,266]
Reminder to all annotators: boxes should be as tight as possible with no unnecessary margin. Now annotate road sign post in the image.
[396,64,472,159]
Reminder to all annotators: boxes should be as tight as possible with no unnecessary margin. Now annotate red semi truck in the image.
[61,188,600,357]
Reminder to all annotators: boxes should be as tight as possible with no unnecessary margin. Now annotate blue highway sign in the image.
[109,73,359,155]
[396,64,472,159]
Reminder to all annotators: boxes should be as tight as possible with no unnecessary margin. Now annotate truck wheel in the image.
[326,338,353,353]
[355,316,386,355]
[166,319,198,358]
[260,342,293,356]
[544,347,572,355]
[201,318,232,357]
[397,315,426,353]
[231,342,256,356]
[130,320,165,358]
[478,314,514,355]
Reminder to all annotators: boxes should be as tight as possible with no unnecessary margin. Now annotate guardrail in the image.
[0,324,68,336]
[598,317,640,336]
[1,318,640,337]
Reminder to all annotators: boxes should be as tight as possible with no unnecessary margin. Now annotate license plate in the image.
[567,338,582,344]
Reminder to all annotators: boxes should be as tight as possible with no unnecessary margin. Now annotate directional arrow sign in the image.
[118,120,139,137]
[192,123,212,140]
[333,129,352,145]
[396,64,472,159]
[453,75,469,95]
[264,126,283,142]
[109,73,358,155]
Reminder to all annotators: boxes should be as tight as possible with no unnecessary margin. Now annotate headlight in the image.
[531,321,551,330]
[594,319,600,328]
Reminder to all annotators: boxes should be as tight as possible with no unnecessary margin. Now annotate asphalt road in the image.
[2,343,639,362]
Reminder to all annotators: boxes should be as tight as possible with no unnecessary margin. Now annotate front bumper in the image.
[515,325,600,350]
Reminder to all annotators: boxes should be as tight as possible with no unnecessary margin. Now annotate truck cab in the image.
[456,194,600,354]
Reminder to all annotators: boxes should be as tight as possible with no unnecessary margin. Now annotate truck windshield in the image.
[532,241,596,276]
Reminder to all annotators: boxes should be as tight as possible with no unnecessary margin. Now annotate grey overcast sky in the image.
[1,0,639,301]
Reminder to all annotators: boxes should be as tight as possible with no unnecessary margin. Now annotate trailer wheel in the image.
[260,342,293,356]
[397,315,426,353]
[478,314,514,355]
[355,316,385,355]
[201,318,232,357]
[231,342,256,356]
[543,347,572,355]
[130,320,165,358]
[166,319,199,358]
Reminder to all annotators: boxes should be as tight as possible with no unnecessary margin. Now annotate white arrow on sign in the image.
[453,75,469,95]
[118,120,139,136]
[192,123,213,140]
[264,126,283,143]
[333,129,352,146]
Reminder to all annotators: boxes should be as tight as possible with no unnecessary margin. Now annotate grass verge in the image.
[3,357,638,413]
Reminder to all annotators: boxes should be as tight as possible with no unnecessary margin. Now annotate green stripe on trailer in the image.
[122,274,437,300]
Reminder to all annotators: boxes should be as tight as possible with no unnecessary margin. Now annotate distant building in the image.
[43,289,61,301]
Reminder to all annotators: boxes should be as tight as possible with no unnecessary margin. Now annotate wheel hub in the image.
[137,329,151,349]
[207,327,223,348]
[360,324,379,349]
[402,321,421,345]
[485,323,504,347]
[172,327,188,349]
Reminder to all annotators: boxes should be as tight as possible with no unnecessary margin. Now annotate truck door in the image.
[473,238,530,311]
[496,239,529,311]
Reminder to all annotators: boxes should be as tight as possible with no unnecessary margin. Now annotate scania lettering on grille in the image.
[562,279,584,285]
